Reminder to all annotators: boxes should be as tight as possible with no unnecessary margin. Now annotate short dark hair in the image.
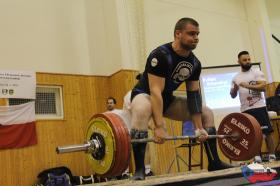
[107,97,116,104]
[174,17,199,37]
[238,51,249,58]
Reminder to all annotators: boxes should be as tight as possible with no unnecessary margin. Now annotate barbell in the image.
[56,112,263,178]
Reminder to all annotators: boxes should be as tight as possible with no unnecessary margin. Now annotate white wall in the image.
[271,26,280,63]
[244,0,280,83]
[266,0,280,80]
[0,0,91,74]
[0,0,145,76]
[0,0,131,76]
[266,0,280,37]
[0,0,277,78]
[84,0,126,75]
[142,0,253,69]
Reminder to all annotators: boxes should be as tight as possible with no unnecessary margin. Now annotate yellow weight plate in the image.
[86,116,116,175]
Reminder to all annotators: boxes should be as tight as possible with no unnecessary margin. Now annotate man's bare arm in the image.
[230,83,238,98]
[148,73,165,127]
[240,80,266,91]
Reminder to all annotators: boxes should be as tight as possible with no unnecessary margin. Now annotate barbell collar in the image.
[56,141,94,154]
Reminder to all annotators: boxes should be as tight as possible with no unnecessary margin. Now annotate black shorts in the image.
[243,106,274,135]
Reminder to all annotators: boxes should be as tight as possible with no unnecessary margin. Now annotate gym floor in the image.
[88,161,280,186]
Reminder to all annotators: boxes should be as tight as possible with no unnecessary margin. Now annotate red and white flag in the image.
[0,101,37,149]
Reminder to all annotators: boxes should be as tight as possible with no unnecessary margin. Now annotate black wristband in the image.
[187,90,202,114]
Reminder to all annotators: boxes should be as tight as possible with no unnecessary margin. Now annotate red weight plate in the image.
[96,112,131,178]
[218,113,263,161]
[103,112,131,177]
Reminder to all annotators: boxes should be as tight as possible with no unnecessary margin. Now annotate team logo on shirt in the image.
[248,81,261,97]
[151,58,158,67]
[171,61,193,83]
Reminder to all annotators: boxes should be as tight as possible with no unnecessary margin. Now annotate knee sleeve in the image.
[130,129,148,139]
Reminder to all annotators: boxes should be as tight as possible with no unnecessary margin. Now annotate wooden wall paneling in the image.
[264,82,280,155]
[109,70,139,109]
[89,77,111,112]
[265,82,279,97]
[0,71,142,186]
[0,73,108,186]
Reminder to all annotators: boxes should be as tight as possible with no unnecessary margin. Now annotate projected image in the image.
[201,72,240,109]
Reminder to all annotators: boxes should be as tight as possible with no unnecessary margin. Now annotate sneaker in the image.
[254,156,262,163]
[269,154,277,162]
[121,172,130,179]
[145,170,154,177]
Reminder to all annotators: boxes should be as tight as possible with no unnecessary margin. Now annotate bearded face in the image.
[241,63,252,71]
[180,40,197,50]
[238,54,252,71]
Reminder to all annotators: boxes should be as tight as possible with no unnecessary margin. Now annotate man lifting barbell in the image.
[56,18,264,180]
[129,17,233,180]
[56,111,262,178]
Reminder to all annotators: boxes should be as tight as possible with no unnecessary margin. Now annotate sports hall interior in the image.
[0,0,279,185]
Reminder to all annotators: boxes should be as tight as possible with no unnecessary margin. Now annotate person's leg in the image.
[201,106,233,171]
[244,107,276,162]
[261,108,276,162]
[265,134,276,161]
[130,93,152,180]
[164,97,216,127]
[120,90,132,130]
[243,108,264,162]
[163,96,191,121]
[164,97,232,171]
[265,135,275,154]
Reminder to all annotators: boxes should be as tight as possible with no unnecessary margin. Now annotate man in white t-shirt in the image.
[230,51,276,163]
[106,97,116,111]
[106,95,132,131]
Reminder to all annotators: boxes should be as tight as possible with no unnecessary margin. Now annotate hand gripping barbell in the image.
[56,112,262,178]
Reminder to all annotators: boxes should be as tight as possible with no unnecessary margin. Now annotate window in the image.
[9,85,64,120]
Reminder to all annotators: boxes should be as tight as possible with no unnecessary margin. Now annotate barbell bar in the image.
[56,133,238,154]
[56,140,99,154]
[131,133,239,143]
[56,112,262,178]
